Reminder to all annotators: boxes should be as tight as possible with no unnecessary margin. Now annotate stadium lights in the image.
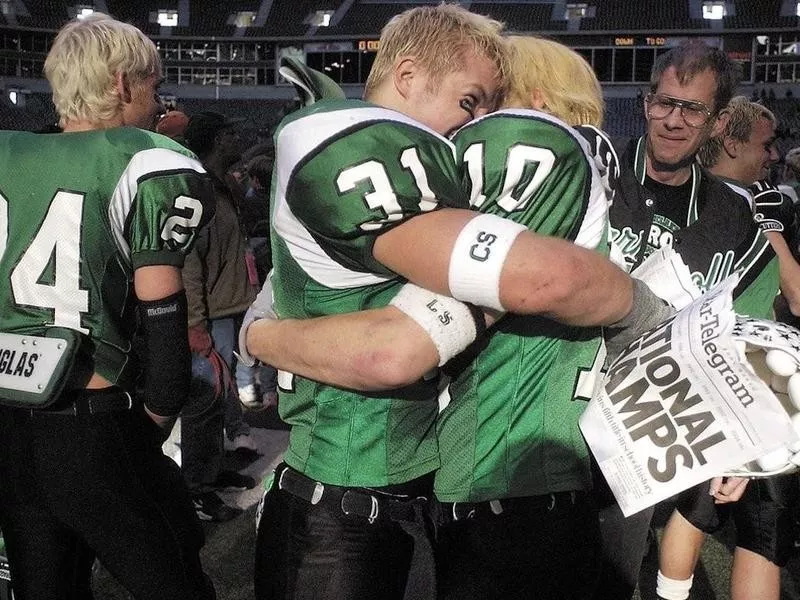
[564,3,587,19]
[7,88,26,107]
[233,11,256,28]
[157,10,178,27]
[783,42,800,55]
[76,6,94,20]
[796,0,800,17]
[702,1,725,20]
[309,10,333,27]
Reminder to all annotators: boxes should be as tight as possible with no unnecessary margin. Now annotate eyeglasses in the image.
[644,93,714,129]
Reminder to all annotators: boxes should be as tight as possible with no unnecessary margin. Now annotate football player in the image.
[245,31,668,599]
[0,14,216,599]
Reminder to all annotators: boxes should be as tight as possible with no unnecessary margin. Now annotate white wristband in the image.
[389,283,480,366]
[447,213,526,312]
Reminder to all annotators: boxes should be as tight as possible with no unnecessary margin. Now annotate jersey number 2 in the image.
[0,191,202,334]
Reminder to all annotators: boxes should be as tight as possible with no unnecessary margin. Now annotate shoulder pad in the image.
[279,57,346,106]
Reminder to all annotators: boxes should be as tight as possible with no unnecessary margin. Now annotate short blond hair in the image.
[44,13,161,127]
[784,147,800,178]
[364,4,507,102]
[501,36,604,127]
[697,96,776,168]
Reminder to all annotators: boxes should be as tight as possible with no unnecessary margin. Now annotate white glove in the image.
[237,276,277,368]
[725,317,800,477]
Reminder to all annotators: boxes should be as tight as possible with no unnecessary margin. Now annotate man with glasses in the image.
[596,41,780,600]
[655,97,795,600]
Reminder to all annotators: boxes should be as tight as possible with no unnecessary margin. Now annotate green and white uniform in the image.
[435,109,610,502]
[270,99,463,486]
[0,128,212,391]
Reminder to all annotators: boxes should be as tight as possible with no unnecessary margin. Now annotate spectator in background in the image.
[240,153,273,279]
[598,41,779,600]
[657,97,800,600]
[236,153,278,410]
[180,110,259,521]
[156,109,189,144]
[242,128,274,164]
[779,146,800,204]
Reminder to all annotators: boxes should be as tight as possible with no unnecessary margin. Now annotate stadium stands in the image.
[0,91,55,130]
[604,96,647,138]
[580,0,708,31]
[9,0,69,30]
[260,0,341,36]
[724,0,800,30]
[471,3,567,32]
[171,1,257,37]
[105,0,163,35]
[177,98,289,132]
[333,1,413,36]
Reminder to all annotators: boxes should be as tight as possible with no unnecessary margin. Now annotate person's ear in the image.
[393,56,418,100]
[709,109,729,138]
[529,88,546,111]
[115,71,133,104]
[722,135,738,158]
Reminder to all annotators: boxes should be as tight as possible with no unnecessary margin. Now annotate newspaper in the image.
[630,247,702,309]
[580,276,798,516]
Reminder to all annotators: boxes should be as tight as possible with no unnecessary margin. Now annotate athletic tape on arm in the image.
[447,214,527,312]
[389,283,484,366]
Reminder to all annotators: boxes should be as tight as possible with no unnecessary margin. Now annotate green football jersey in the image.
[0,128,213,390]
[270,100,464,486]
[435,110,610,502]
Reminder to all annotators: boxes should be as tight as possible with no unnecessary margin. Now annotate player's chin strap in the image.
[278,56,346,106]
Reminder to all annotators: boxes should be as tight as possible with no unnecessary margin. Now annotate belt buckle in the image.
[451,503,476,522]
[341,491,379,524]
[278,467,325,505]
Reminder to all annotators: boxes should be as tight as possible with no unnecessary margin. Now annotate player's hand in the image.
[604,279,675,365]
[709,476,749,504]
[237,277,277,367]
[188,322,213,356]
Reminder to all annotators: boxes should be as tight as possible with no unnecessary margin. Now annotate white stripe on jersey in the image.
[273,106,454,289]
[723,180,755,211]
[107,148,206,263]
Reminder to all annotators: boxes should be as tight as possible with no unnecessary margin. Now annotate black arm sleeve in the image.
[137,291,190,417]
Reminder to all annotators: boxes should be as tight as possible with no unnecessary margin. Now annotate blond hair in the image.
[785,147,800,179]
[44,13,161,127]
[501,36,604,127]
[697,96,776,168]
[364,4,507,102]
